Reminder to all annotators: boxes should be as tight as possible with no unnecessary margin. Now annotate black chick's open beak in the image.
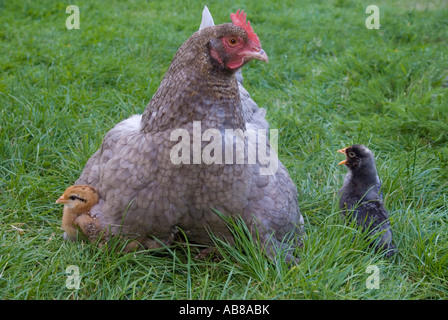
[337,147,349,165]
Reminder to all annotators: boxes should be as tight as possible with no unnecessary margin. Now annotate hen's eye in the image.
[228,37,238,46]
[349,152,356,157]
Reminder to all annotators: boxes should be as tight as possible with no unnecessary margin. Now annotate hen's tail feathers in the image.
[199,6,215,30]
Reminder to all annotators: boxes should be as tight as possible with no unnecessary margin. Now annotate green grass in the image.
[1,0,447,300]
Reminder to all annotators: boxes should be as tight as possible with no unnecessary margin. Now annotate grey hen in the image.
[338,144,397,257]
[76,9,304,263]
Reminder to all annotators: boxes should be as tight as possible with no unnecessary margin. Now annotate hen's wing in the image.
[239,82,269,130]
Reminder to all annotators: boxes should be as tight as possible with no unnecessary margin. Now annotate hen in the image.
[338,145,397,257]
[76,9,304,262]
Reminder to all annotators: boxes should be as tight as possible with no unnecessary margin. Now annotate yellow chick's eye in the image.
[228,37,238,46]
[349,152,356,157]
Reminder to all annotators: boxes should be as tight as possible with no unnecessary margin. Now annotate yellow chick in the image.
[56,185,101,241]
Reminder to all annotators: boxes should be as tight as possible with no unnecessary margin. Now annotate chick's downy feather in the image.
[76,9,304,262]
[56,185,101,241]
[338,145,397,257]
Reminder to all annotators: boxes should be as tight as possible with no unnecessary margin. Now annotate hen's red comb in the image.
[230,10,261,47]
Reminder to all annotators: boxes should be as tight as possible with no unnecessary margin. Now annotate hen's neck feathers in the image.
[141,25,245,133]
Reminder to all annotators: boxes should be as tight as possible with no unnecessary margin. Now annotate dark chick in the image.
[338,145,397,257]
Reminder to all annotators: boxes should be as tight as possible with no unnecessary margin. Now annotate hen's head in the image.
[200,10,268,71]
[56,185,99,213]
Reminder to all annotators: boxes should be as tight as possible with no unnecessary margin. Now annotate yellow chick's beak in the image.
[55,196,68,204]
[337,147,348,165]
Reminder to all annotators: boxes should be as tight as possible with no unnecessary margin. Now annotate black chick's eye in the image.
[69,195,78,201]
[349,152,356,157]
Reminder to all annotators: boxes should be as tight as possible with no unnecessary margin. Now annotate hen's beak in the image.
[243,48,269,63]
[55,196,68,204]
[337,147,348,165]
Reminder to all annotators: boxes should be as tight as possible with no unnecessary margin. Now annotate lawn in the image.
[0,0,447,300]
